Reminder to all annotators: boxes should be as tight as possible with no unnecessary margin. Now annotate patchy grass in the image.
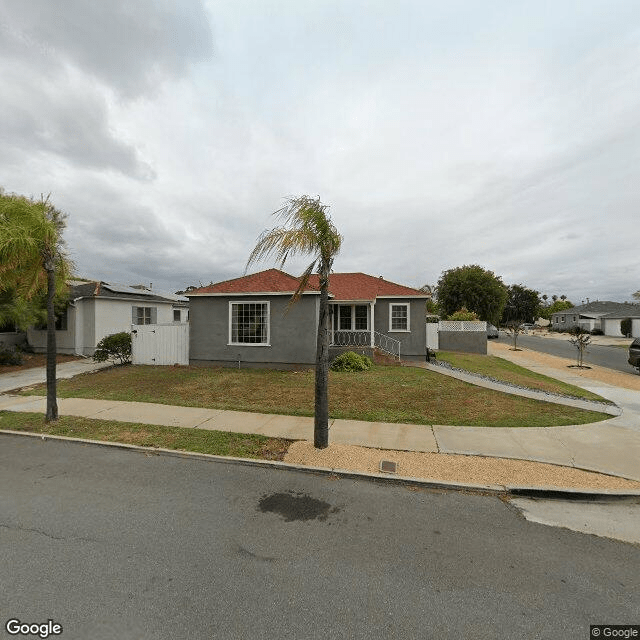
[21,364,611,428]
[0,411,290,460]
[435,351,610,403]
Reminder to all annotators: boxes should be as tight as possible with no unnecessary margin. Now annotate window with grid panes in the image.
[230,302,269,344]
[390,303,409,331]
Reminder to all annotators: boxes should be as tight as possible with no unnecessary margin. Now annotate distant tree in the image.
[436,265,508,326]
[632,290,640,302]
[560,294,567,301]
[504,321,524,351]
[425,298,440,317]
[501,284,540,325]
[0,190,72,421]
[247,196,342,449]
[552,295,558,302]
[541,294,548,306]
[539,299,574,321]
[569,327,591,367]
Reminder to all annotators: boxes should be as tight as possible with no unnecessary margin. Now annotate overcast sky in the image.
[1,0,639,303]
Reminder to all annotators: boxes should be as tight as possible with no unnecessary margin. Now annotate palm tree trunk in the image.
[314,268,330,449]
[45,261,58,422]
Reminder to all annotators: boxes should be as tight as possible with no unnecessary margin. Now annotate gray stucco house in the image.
[187,269,430,368]
[551,301,640,337]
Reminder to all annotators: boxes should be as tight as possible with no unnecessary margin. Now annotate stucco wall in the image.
[189,295,319,367]
[373,299,426,359]
[438,331,487,354]
[0,332,27,349]
[27,305,79,354]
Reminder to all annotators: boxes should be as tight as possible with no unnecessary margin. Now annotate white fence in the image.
[426,323,439,349]
[131,323,189,365]
[438,321,487,332]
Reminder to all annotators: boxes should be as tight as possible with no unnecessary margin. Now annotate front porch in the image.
[329,303,401,360]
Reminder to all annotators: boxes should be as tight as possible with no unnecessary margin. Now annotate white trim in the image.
[376,295,430,299]
[389,302,410,332]
[333,303,370,331]
[228,300,271,346]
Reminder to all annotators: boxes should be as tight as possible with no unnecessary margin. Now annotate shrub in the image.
[330,351,372,372]
[447,307,478,321]
[621,318,632,337]
[590,328,604,335]
[93,332,132,365]
[0,346,23,366]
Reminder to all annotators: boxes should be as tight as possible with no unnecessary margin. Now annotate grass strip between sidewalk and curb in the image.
[0,411,291,460]
[19,364,611,428]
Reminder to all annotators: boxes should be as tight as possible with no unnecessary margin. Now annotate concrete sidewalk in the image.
[1,352,639,481]
[0,358,113,393]
[1,389,639,481]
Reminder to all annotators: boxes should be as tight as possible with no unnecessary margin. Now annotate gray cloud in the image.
[0,0,213,99]
[1,0,639,304]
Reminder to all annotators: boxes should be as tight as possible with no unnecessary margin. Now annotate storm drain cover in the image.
[379,460,398,474]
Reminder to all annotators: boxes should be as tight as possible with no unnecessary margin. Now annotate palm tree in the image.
[247,196,342,449]
[0,190,71,421]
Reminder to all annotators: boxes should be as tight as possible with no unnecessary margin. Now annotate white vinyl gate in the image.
[131,323,189,365]
[426,323,439,350]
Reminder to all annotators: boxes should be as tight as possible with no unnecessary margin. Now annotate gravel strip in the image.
[429,359,614,410]
[285,441,640,490]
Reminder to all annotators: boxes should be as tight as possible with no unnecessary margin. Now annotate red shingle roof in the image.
[308,273,425,300]
[188,269,319,295]
[188,269,427,300]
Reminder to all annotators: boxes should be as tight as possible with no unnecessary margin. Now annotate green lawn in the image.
[434,351,611,403]
[0,412,290,459]
[21,363,611,428]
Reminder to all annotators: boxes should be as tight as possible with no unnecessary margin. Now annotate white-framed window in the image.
[173,309,181,322]
[333,305,369,331]
[229,301,270,345]
[389,303,410,332]
[560,315,565,322]
[133,306,156,325]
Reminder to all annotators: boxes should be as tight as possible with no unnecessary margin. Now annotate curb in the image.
[3,429,639,501]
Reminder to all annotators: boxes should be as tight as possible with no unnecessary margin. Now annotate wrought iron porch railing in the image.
[330,330,401,360]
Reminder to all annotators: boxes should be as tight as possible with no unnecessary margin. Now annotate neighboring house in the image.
[187,269,430,368]
[551,301,640,337]
[27,280,189,356]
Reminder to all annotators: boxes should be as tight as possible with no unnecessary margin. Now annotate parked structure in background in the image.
[187,269,429,368]
[550,301,640,337]
[27,280,188,356]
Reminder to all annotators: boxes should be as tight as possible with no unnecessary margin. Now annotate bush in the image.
[330,351,372,372]
[590,328,604,335]
[93,332,132,365]
[447,307,478,321]
[0,346,23,366]
[621,318,632,337]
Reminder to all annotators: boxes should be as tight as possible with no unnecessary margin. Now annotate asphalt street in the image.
[496,333,635,373]
[1,436,639,640]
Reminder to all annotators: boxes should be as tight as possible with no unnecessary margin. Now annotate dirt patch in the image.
[284,441,640,490]
[489,342,640,391]
[0,354,84,375]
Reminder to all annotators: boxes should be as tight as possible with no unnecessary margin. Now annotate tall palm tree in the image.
[0,190,71,421]
[247,196,342,449]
